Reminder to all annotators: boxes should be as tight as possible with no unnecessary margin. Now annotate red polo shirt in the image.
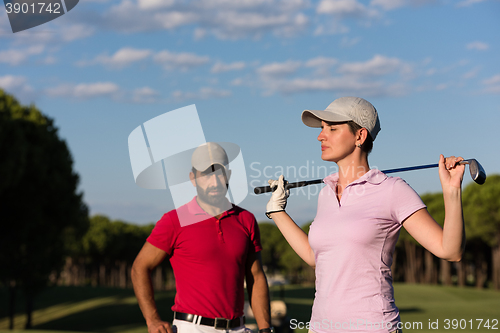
[147,197,262,320]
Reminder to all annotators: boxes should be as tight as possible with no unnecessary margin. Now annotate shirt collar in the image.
[324,168,388,188]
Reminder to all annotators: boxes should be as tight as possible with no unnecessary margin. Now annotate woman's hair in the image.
[346,121,373,155]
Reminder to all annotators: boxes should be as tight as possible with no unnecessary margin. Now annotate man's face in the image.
[191,165,230,206]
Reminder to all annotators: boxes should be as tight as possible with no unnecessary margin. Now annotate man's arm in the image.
[131,241,173,333]
[245,251,271,330]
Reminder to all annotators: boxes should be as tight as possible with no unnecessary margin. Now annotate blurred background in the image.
[1,0,500,332]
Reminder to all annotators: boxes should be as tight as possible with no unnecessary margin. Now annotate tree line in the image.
[394,178,500,290]
[55,175,500,291]
[1,89,499,330]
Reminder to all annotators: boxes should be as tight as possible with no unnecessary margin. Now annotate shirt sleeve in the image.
[249,216,263,253]
[146,212,178,255]
[390,177,427,224]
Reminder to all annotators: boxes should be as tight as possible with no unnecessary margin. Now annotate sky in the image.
[1,0,499,225]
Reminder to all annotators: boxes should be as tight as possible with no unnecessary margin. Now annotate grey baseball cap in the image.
[301,96,381,140]
[191,142,229,172]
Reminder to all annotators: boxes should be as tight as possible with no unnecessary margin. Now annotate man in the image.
[132,142,271,333]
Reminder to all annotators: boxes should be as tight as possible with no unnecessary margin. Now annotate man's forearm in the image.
[248,273,271,329]
[131,265,162,324]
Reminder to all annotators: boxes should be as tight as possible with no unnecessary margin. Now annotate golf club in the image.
[253,158,486,194]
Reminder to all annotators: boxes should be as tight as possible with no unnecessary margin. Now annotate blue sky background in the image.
[1,0,499,225]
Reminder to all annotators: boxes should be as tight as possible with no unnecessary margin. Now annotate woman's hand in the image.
[265,175,290,218]
[438,154,465,190]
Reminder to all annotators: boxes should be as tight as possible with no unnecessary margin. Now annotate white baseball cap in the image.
[301,96,381,140]
[191,142,229,172]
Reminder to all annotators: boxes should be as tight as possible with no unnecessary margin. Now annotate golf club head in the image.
[464,159,486,185]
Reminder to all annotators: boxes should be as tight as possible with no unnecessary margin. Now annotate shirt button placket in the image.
[216,219,224,243]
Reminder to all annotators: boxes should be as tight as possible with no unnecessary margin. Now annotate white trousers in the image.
[173,319,251,333]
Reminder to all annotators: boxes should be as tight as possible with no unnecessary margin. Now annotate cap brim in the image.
[301,110,353,128]
[194,162,229,173]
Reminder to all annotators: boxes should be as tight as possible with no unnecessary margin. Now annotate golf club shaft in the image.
[254,161,470,194]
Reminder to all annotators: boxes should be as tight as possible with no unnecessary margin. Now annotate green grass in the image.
[0,284,499,333]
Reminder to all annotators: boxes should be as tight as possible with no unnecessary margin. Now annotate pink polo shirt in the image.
[308,169,426,333]
[147,197,262,319]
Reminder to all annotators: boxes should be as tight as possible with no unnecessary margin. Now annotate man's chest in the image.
[172,218,251,263]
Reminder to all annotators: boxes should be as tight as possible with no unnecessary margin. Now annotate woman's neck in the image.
[336,156,370,188]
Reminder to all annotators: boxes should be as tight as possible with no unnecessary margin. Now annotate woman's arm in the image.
[403,155,465,262]
[267,176,316,267]
[269,211,316,267]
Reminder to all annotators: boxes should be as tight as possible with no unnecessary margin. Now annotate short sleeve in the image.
[390,177,427,224]
[249,216,262,253]
[146,212,179,255]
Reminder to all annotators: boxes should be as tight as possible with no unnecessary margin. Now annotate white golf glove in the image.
[266,175,290,219]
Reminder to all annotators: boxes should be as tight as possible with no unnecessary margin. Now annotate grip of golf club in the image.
[253,179,322,195]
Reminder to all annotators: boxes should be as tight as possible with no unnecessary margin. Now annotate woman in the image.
[265,97,465,333]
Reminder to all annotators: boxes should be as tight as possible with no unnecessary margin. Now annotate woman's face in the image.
[317,121,357,163]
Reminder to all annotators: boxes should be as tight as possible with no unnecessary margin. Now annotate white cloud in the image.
[172,87,232,101]
[463,67,480,79]
[314,22,350,35]
[481,75,500,94]
[194,28,208,40]
[337,54,412,76]
[132,87,160,103]
[317,0,379,17]
[211,61,246,73]
[46,82,120,99]
[257,61,302,78]
[456,0,487,7]
[104,1,197,32]
[0,45,44,65]
[209,11,308,39]
[154,50,210,70]
[255,55,417,97]
[466,41,489,51]
[436,83,448,91]
[370,0,406,10]
[305,57,338,76]
[340,36,361,47]
[231,78,244,86]
[99,0,309,39]
[483,75,500,86]
[87,48,152,68]
[42,56,58,65]
[262,76,402,97]
[0,75,36,102]
[60,24,96,42]
[154,11,200,30]
[370,0,436,10]
[0,75,31,92]
[305,57,338,68]
[195,0,274,10]
[78,48,209,71]
[425,68,436,76]
[137,0,174,10]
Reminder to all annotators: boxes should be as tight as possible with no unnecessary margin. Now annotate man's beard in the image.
[196,184,228,206]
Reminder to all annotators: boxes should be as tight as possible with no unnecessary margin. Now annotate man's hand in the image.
[147,319,174,333]
[266,175,290,218]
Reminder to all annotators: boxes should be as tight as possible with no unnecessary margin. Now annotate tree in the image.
[0,89,88,329]
[258,221,315,284]
[277,222,314,284]
[259,222,287,273]
[463,174,500,289]
[79,215,155,288]
[421,192,446,285]
[398,225,425,284]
